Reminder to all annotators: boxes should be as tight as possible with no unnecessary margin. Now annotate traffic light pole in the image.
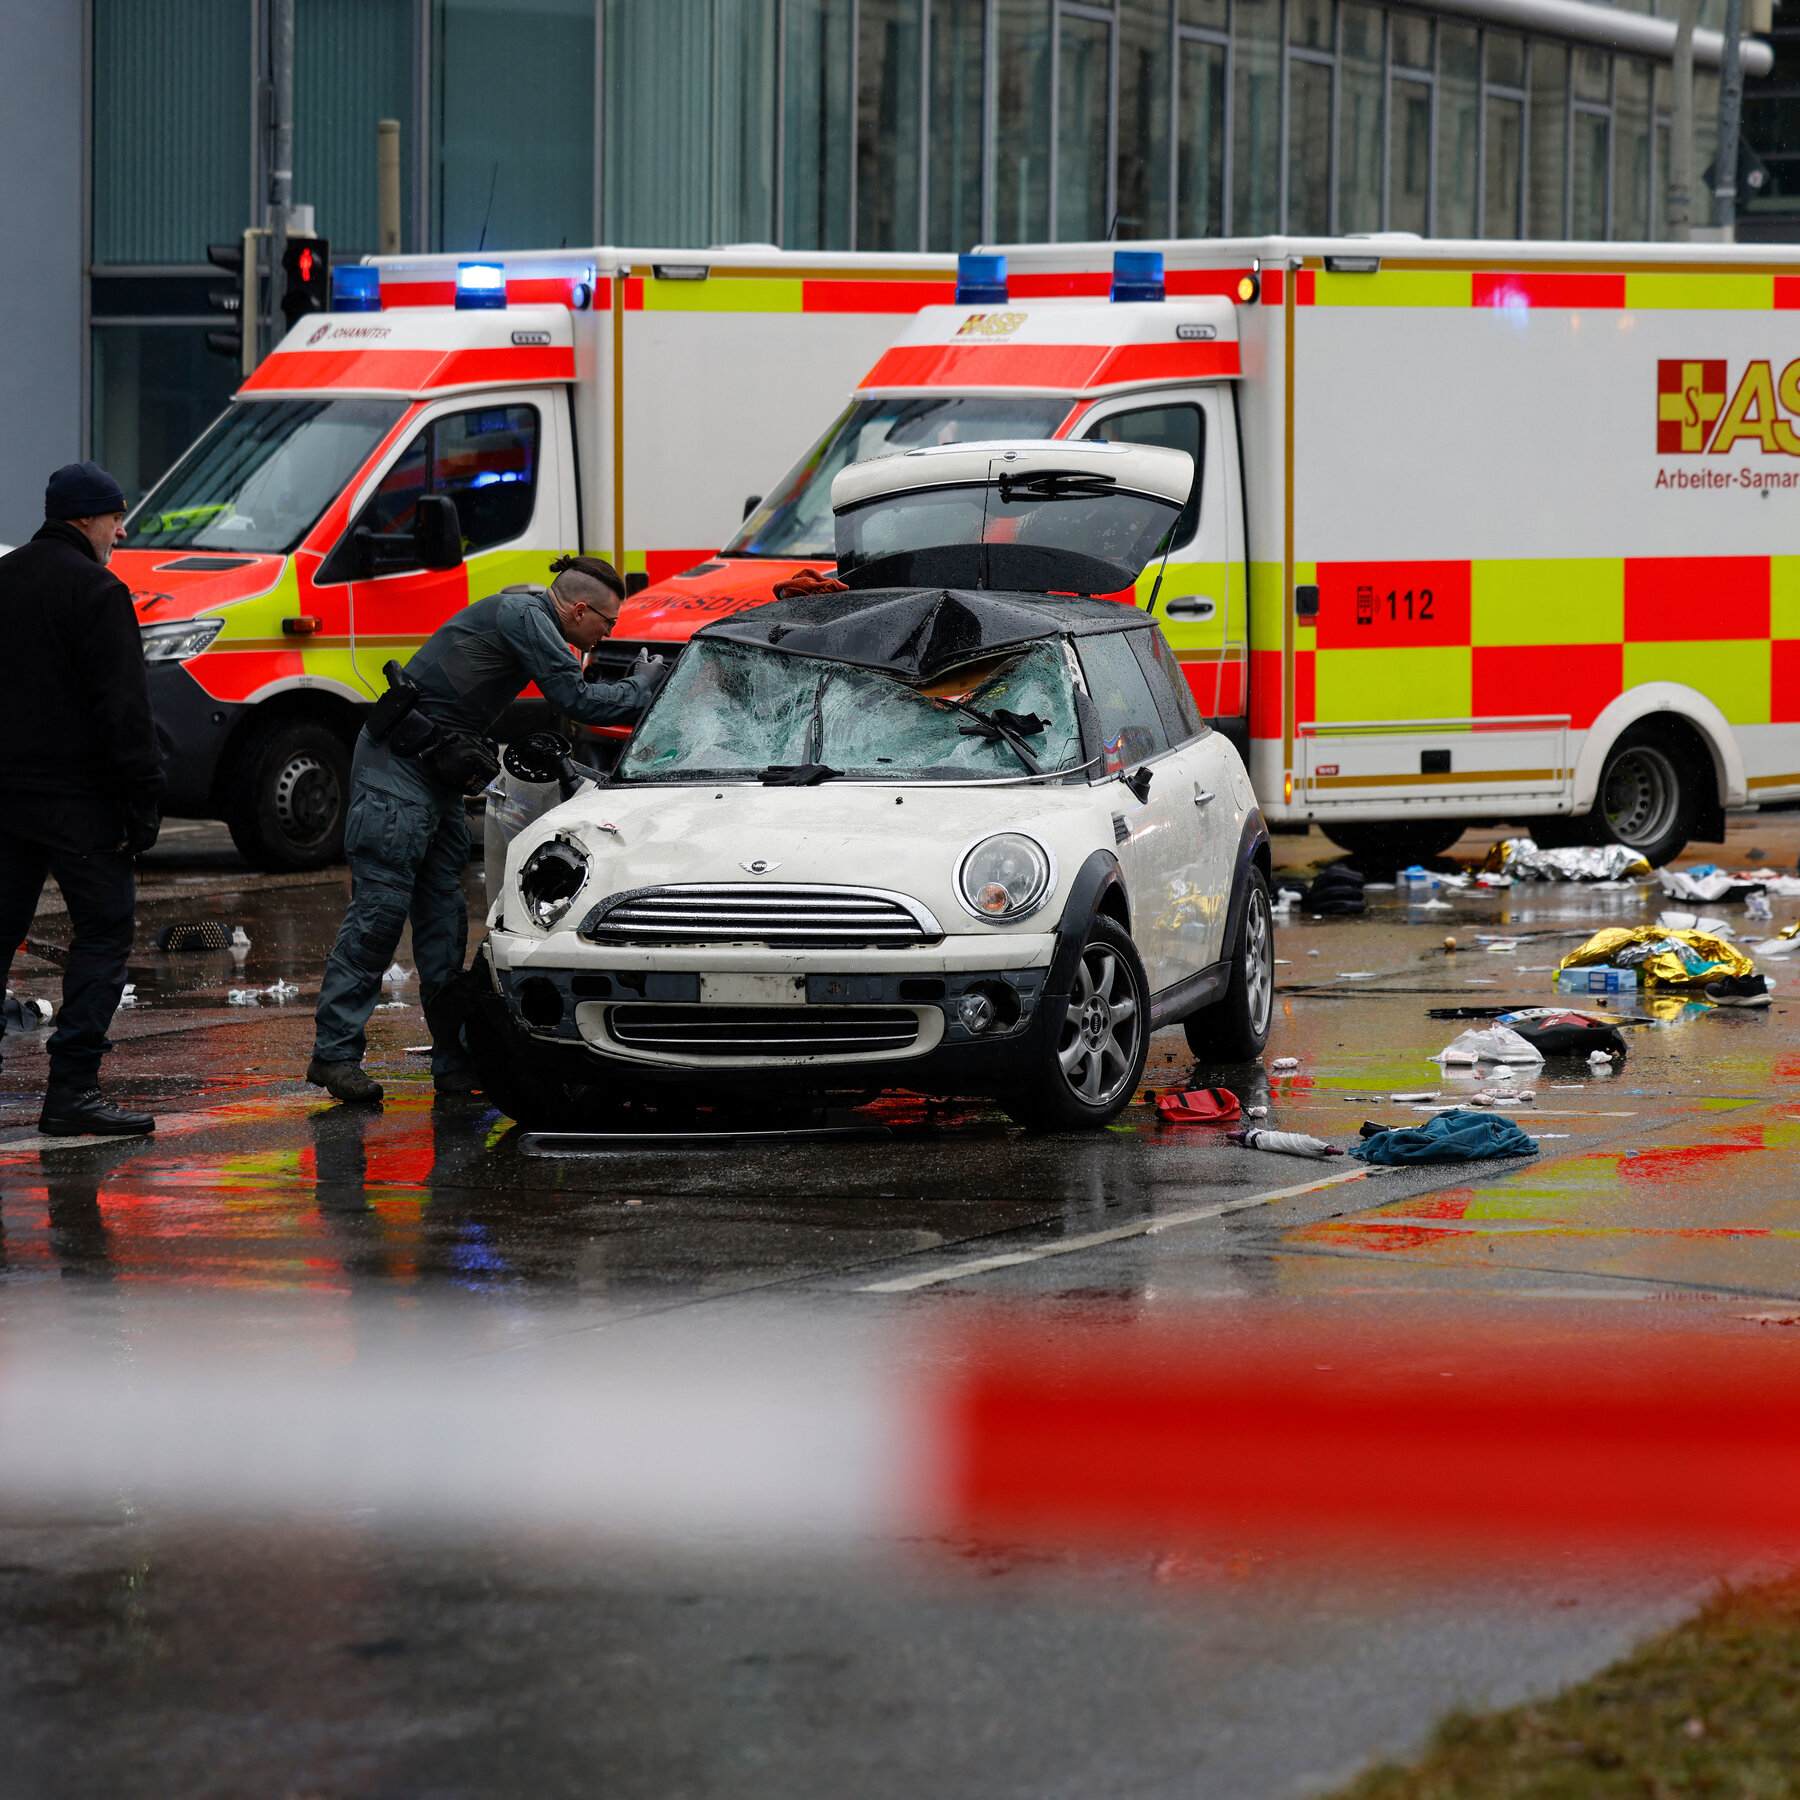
[1714,0,1746,239]
[267,0,295,361]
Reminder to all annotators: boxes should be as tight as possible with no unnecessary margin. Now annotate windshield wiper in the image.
[761,673,842,784]
[942,699,1047,776]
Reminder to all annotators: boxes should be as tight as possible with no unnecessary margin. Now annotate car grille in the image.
[581,884,940,948]
[607,1005,920,1057]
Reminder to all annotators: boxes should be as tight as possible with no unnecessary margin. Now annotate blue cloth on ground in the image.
[1350,1108,1538,1165]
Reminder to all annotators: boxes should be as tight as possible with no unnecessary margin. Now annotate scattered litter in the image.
[383,963,413,984]
[1227,1127,1342,1159]
[227,989,259,1006]
[1338,971,1378,980]
[1244,1105,1269,1118]
[116,983,137,1008]
[1389,1091,1438,1102]
[1485,838,1650,883]
[1270,1056,1301,1071]
[1472,1089,1536,1107]
[1307,950,1321,958]
[1587,1049,1614,1066]
[1483,940,1521,954]
[264,979,299,1002]
[229,926,252,949]
[3,992,51,1029]
[1490,1063,1516,1080]
[375,999,407,1010]
[1273,958,1292,966]
[1657,909,1735,939]
[1351,1109,1538,1164]
[1272,886,1305,911]
[1500,1010,1630,1059]
[1418,899,1454,911]
[1747,892,1774,921]
[1156,1086,1241,1126]
[1433,1025,1544,1066]
[1559,926,1754,989]
[1445,938,1458,952]
[1556,964,1639,994]
[156,921,234,951]
[1658,865,1764,904]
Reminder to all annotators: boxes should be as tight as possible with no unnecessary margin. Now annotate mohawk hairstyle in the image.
[548,553,625,601]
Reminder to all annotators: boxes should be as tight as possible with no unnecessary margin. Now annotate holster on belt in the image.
[367,658,498,794]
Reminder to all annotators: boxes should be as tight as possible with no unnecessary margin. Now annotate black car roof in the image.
[693,587,1148,683]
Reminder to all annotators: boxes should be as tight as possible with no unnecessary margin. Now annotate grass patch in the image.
[1335,1579,1800,1798]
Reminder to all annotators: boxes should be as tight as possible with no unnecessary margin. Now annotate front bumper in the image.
[467,940,1060,1095]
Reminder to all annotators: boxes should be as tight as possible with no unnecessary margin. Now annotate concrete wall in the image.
[0,0,84,547]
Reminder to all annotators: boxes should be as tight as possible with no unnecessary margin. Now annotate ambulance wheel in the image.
[1592,726,1697,868]
[1319,819,1468,868]
[225,718,351,871]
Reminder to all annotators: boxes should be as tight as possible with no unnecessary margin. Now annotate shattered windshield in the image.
[725,396,1074,559]
[125,398,407,553]
[617,639,1085,783]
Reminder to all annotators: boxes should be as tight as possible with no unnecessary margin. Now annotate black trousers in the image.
[0,797,135,1090]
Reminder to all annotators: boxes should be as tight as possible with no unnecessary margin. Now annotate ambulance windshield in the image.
[726,396,1073,559]
[125,397,407,554]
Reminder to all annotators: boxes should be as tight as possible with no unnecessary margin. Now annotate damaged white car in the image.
[463,439,1273,1130]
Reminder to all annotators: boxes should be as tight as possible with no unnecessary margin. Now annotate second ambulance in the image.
[617,235,1800,867]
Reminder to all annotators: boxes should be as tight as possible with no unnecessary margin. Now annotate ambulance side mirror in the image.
[415,495,464,571]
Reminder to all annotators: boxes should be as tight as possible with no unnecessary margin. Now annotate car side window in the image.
[1076,631,1169,774]
[352,404,540,570]
[1084,403,1204,550]
[1133,626,1206,743]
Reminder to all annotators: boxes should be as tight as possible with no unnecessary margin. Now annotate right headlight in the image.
[140,617,225,662]
[517,835,590,931]
[957,832,1053,923]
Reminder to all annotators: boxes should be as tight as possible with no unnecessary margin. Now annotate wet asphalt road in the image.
[5,814,1800,1798]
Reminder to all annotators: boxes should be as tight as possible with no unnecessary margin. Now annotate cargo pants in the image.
[311,732,477,1086]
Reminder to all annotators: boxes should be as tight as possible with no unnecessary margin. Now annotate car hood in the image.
[506,779,1119,940]
[112,548,288,626]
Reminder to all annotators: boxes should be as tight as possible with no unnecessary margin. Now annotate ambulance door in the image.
[336,391,570,691]
[1082,389,1242,720]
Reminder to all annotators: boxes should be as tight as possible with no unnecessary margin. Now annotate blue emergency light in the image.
[1111,250,1165,302]
[331,265,381,312]
[956,253,1008,304]
[456,262,507,310]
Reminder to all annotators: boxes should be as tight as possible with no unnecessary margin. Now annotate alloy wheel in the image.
[1601,745,1680,851]
[1242,884,1274,1038]
[1055,943,1142,1106]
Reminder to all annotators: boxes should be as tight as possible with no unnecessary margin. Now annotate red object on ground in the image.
[1156,1087,1241,1125]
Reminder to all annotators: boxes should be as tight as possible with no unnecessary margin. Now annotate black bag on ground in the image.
[1505,1011,1628,1058]
[1305,862,1365,916]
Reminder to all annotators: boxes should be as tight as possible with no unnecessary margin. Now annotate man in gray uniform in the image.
[307,555,664,1103]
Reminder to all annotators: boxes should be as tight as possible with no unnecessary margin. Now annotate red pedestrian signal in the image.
[280,235,331,331]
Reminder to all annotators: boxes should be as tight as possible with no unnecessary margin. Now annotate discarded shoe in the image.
[38,1086,154,1137]
[1705,975,1772,1008]
[305,1058,384,1103]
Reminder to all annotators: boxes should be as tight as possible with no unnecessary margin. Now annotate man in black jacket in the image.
[0,462,163,1137]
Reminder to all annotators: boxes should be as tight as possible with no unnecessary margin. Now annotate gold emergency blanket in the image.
[1557,926,1755,987]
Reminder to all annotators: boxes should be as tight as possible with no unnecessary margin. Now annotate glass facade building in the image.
[85,0,1771,504]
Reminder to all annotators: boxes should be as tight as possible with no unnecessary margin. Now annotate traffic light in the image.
[205,240,245,361]
[280,236,330,331]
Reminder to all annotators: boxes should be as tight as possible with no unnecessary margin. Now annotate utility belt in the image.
[366,659,500,795]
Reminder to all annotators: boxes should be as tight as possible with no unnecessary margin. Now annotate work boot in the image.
[38,1085,155,1138]
[306,1058,384,1103]
[1705,975,1772,1008]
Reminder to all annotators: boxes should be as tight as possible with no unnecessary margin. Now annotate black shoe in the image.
[306,1058,384,1103]
[1705,975,1772,1008]
[38,1086,155,1138]
[433,1071,483,1098]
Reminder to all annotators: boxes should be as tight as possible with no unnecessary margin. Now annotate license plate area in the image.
[697,972,809,1006]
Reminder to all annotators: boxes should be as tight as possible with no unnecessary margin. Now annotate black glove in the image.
[122,802,161,857]
[632,651,670,699]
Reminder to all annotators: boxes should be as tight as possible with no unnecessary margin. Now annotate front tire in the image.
[1183,866,1275,1062]
[1004,916,1149,1132]
[224,717,351,871]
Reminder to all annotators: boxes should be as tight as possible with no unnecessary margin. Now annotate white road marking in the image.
[858,1166,1374,1293]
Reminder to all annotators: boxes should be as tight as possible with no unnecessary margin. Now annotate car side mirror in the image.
[415,494,464,570]
[743,493,762,520]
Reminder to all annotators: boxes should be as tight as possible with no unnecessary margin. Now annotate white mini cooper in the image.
[463,440,1274,1130]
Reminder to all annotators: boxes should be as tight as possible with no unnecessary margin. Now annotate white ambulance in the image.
[115,245,954,867]
[618,236,1800,867]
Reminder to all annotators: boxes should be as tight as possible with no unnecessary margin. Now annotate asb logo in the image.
[1657,359,1727,452]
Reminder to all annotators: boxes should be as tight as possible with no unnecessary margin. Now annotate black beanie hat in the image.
[45,461,126,521]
